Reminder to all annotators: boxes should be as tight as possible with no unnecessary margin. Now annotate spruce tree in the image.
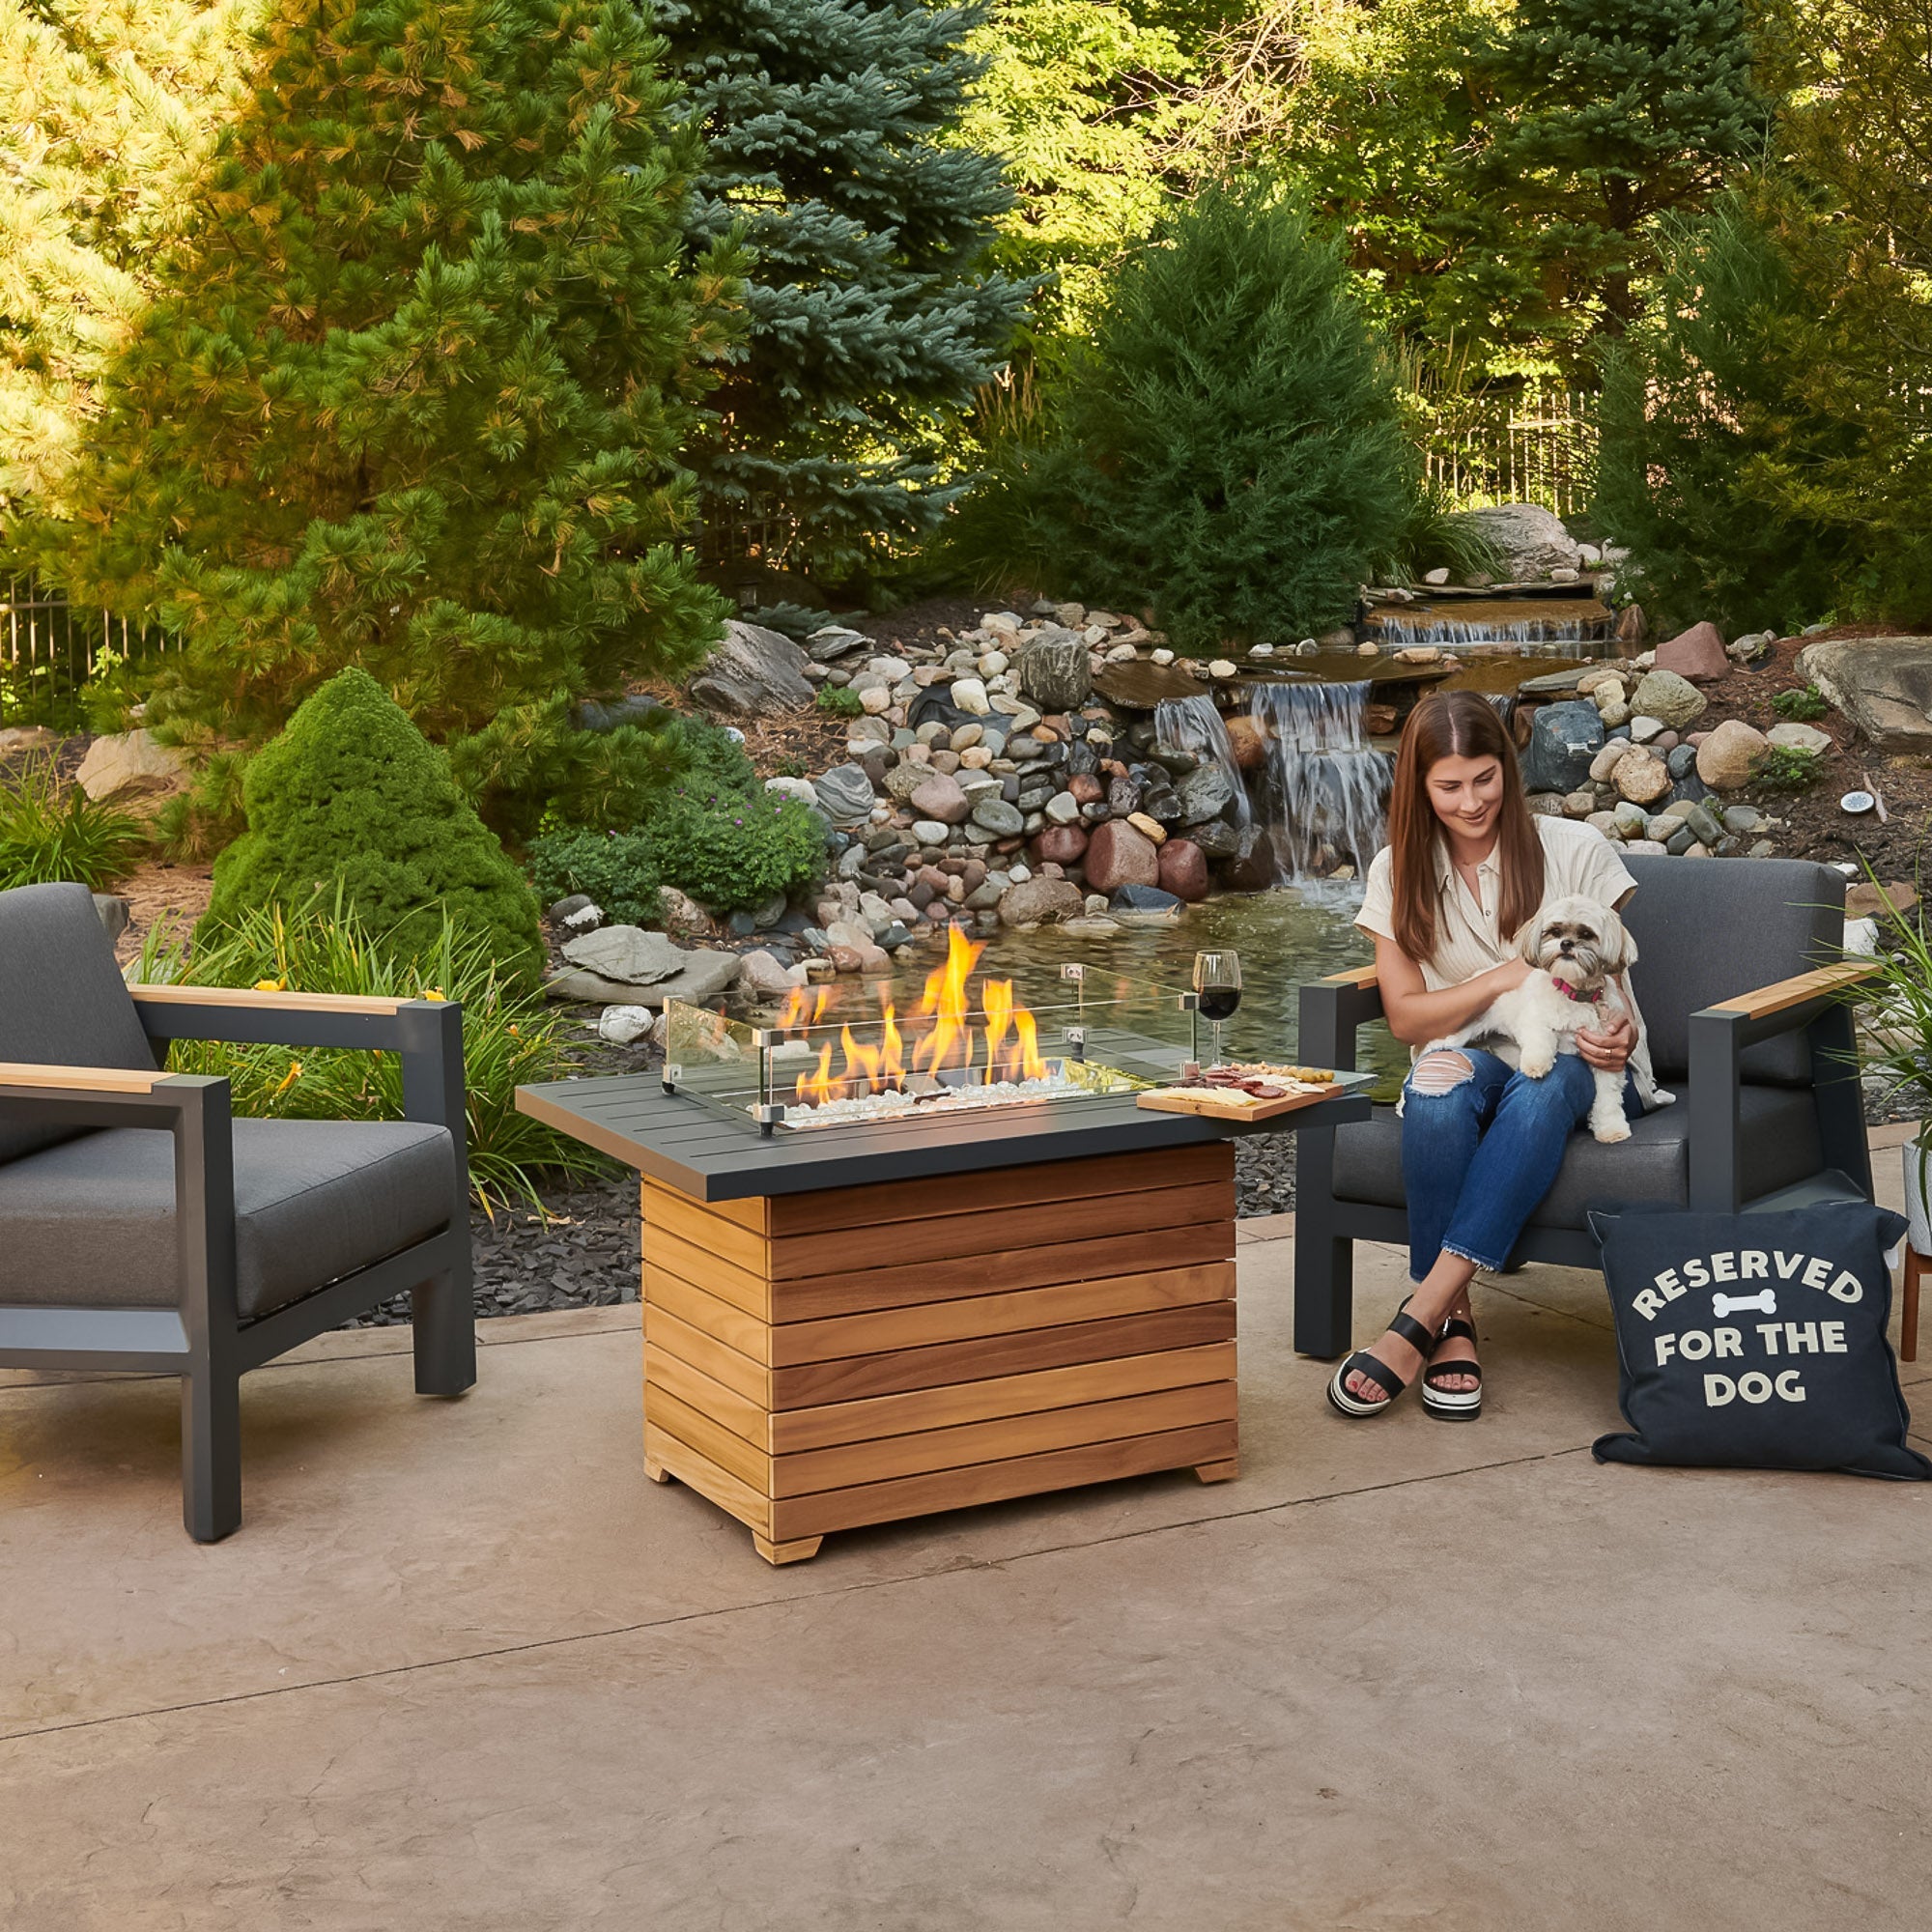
[12,0,742,741]
[1484,0,1769,345]
[661,0,1030,589]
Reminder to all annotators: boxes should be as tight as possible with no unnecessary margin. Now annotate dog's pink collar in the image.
[1554,980,1604,1004]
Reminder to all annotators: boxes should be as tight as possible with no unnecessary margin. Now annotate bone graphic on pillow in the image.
[1712,1290,1777,1318]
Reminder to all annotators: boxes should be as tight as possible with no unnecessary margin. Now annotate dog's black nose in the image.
[1559,940,1575,953]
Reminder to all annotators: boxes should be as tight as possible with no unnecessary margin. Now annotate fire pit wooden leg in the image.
[753,1533,825,1566]
[1194,1458,1239,1484]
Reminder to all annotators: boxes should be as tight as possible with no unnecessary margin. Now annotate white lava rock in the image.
[597,1005,655,1045]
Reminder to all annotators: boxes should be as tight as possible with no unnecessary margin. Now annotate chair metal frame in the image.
[0,988,473,1540]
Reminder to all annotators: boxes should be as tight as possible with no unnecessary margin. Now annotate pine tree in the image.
[1485,0,1770,346]
[10,0,742,741]
[661,0,1031,590]
[0,1,249,507]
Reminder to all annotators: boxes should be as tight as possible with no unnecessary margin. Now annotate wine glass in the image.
[1192,951,1242,1067]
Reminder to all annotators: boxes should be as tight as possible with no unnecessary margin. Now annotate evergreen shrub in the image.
[649,787,825,913]
[1771,685,1829,722]
[1749,746,1824,792]
[952,182,1420,650]
[526,831,663,928]
[815,686,865,717]
[202,669,544,984]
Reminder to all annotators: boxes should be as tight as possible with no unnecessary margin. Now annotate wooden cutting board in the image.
[1137,1084,1342,1122]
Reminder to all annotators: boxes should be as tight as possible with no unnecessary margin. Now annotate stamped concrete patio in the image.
[3,1126,1930,1931]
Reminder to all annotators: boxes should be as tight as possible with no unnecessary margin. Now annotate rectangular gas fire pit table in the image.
[517,969,1371,1564]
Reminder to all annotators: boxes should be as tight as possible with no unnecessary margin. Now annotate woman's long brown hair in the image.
[1386,690,1544,965]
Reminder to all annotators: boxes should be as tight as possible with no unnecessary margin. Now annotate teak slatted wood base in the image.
[640,1142,1239,1563]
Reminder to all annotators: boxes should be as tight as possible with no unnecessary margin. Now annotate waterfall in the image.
[1152,695,1252,830]
[1247,683,1391,884]
[1371,613,1600,648]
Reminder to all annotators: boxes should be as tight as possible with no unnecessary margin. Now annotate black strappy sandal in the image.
[1326,1302,1440,1419]
[1421,1316,1483,1421]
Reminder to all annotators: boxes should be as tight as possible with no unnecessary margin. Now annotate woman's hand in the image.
[1577,1012,1635,1072]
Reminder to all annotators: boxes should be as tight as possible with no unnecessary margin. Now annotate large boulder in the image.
[1016,629,1094,712]
[1694,719,1767,790]
[996,875,1084,927]
[688,620,814,715]
[1445,502,1581,581]
[1797,637,1932,750]
[1217,824,1278,892]
[1175,764,1241,825]
[1157,838,1209,902]
[546,948,742,1008]
[1521,700,1605,793]
[1629,668,1707,731]
[1084,818,1161,894]
[75,728,189,802]
[1654,620,1728,683]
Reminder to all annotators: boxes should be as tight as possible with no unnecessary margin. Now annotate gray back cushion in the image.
[1622,857,1844,1086]
[0,883,158,1163]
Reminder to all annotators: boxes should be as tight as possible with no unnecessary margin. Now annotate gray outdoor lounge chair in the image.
[0,881,474,1540]
[1293,855,1875,1357]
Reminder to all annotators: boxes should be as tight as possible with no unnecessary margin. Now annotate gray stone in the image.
[1766,721,1833,755]
[1723,804,1767,834]
[912,819,951,847]
[996,876,1084,927]
[1629,669,1706,731]
[752,892,789,930]
[689,620,815,715]
[1796,636,1932,750]
[1666,744,1698,780]
[1111,884,1185,913]
[738,950,804,997]
[971,797,1026,837]
[545,949,741,1008]
[813,764,877,827]
[1629,716,1665,745]
[1444,501,1582,580]
[595,1005,655,1044]
[1681,802,1725,848]
[1521,700,1605,793]
[1044,790,1082,825]
[548,894,596,926]
[560,925,686,986]
[1017,632,1094,712]
[1611,801,1650,837]
[74,729,188,802]
[1176,764,1241,825]
[1665,826,1696,856]
[806,624,870,661]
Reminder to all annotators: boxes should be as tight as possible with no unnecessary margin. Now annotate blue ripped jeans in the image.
[1403,1047,1634,1279]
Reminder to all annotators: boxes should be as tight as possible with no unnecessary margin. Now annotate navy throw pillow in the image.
[1588,1202,1930,1481]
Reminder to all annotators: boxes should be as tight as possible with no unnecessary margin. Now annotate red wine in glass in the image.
[1192,951,1242,1065]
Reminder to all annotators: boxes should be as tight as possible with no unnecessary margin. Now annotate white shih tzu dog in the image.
[1424,894,1637,1143]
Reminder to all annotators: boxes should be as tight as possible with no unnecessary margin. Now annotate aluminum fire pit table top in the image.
[516,1070,1374,1203]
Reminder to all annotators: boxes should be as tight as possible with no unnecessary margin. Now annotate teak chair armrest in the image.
[1701,959,1878,1020]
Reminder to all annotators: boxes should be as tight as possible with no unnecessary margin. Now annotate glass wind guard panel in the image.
[661,986,1207,1134]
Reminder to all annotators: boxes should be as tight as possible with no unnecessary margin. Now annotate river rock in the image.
[814,763,877,826]
[1224,715,1268,771]
[1694,718,1768,790]
[1157,838,1209,902]
[1522,700,1605,792]
[1033,824,1090,867]
[1217,824,1277,892]
[560,924,686,985]
[1017,632,1094,712]
[1681,801,1726,848]
[1796,636,1932,750]
[74,729,189,802]
[1176,764,1240,825]
[738,949,806,996]
[1766,721,1833,754]
[909,772,970,824]
[1630,668,1706,730]
[689,620,814,715]
[807,625,869,662]
[997,875,1084,927]
[1084,819,1161,894]
[1655,620,1729,682]
[596,1005,655,1045]
[1445,502,1581,580]
[950,676,992,716]
[1612,748,1672,805]
[1589,741,1632,783]
[1562,788,1597,818]
[1126,810,1167,845]
[971,796,1025,837]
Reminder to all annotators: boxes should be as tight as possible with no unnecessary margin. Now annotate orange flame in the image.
[778,984,832,1032]
[913,924,986,1077]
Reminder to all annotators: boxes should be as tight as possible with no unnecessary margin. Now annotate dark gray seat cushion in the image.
[1331,1088,1824,1231]
[0,1119,457,1319]
[1619,856,1844,1086]
[0,882,158,1163]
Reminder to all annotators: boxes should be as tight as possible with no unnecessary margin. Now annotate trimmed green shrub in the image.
[815,686,865,717]
[527,831,663,927]
[950,180,1420,649]
[138,897,609,1214]
[202,668,543,985]
[0,753,149,890]
[1771,685,1829,722]
[1750,746,1824,792]
[650,786,825,914]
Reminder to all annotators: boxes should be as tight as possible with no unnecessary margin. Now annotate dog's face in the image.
[1512,894,1635,990]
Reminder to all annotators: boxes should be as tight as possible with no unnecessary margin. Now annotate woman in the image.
[1332,690,1663,1421]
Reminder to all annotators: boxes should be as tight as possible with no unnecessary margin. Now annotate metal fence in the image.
[0,578,171,732]
[1422,386,1600,521]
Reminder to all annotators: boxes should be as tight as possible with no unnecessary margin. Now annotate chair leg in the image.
[183,1365,242,1544]
[1293,1208,1356,1360]
[1904,1249,1922,1366]
[412,1266,477,1397]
